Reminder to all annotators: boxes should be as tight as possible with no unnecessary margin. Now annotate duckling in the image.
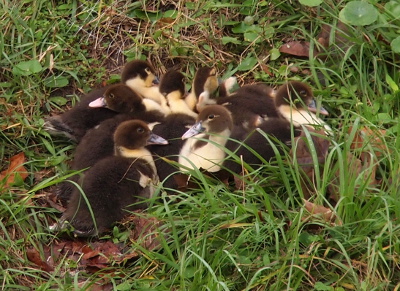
[218,76,238,98]
[122,60,171,115]
[179,105,233,173]
[44,60,166,142]
[148,113,196,190]
[274,81,331,133]
[55,86,165,205]
[185,67,219,111]
[204,83,279,128]
[60,120,168,237]
[223,118,301,174]
[159,70,198,119]
[89,84,168,118]
[44,86,118,142]
[88,84,146,113]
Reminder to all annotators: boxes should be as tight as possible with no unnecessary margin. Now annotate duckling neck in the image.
[167,91,198,118]
[278,105,332,132]
[115,146,157,174]
[179,128,231,172]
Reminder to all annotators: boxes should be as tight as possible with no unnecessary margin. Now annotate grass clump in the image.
[1,0,400,289]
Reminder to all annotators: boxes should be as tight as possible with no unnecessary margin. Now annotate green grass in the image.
[1,0,400,289]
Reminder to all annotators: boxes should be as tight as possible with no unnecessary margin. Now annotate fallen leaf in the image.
[125,211,169,252]
[0,152,29,189]
[26,247,54,272]
[303,199,340,225]
[279,41,314,57]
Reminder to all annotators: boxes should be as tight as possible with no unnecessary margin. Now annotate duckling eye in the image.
[137,127,145,134]
[145,67,151,74]
[299,90,307,96]
[109,93,115,99]
[208,114,215,120]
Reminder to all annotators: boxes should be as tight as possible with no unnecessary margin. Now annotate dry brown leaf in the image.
[279,41,313,57]
[349,126,387,160]
[0,152,29,189]
[26,247,54,272]
[303,199,339,225]
[126,211,169,252]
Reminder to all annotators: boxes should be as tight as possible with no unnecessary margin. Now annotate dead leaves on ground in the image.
[279,21,353,60]
[28,210,167,287]
[303,199,341,226]
[0,152,29,190]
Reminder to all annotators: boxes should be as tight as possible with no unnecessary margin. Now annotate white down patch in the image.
[279,105,332,133]
[178,129,230,173]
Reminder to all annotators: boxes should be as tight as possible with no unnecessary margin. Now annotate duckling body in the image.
[224,118,301,174]
[61,120,167,237]
[159,70,198,118]
[148,113,196,189]
[179,105,233,173]
[185,67,219,111]
[44,86,118,142]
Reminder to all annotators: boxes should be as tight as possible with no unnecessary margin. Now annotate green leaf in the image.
[221,36,241,45]
[314,281,333,291]
[264,27,275,39]
[339,1,379,26]
[391,36,400,53]
[49,96,68,106]
[385,1,400,18]
[299,0,323,7]
[12,60,43,76]
[270,48,281,60]
[237,56,257,71]
[244,32,259,42]
[44,76,69,88]
[232,23,251,34]
[163,10,178,18]
[385,74,399,92]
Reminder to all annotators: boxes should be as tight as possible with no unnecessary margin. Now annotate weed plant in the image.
[1,0,399,290]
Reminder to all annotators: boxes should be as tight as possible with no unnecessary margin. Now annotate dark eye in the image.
[300,90,307,96]
[145,67,151,74]
[109,93,115,99]
[208,114,215,120]
[137,127,145,134]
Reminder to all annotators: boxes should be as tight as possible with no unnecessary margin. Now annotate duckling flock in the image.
[45,60,331,237]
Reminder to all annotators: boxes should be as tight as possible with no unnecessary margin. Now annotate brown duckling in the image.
[185,67,219,111]
[159,69,198,118]
[44,60,164,142]
[274,81,331,133]
[60,120,168,237]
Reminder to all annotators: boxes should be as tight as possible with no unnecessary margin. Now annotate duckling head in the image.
[182,105,233,139]
[159,70,186,101]
[114,120,168,157]
[275,81,328,115]
[121,60,158,89]
[89,84,146,113]
[193,67,219,97]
